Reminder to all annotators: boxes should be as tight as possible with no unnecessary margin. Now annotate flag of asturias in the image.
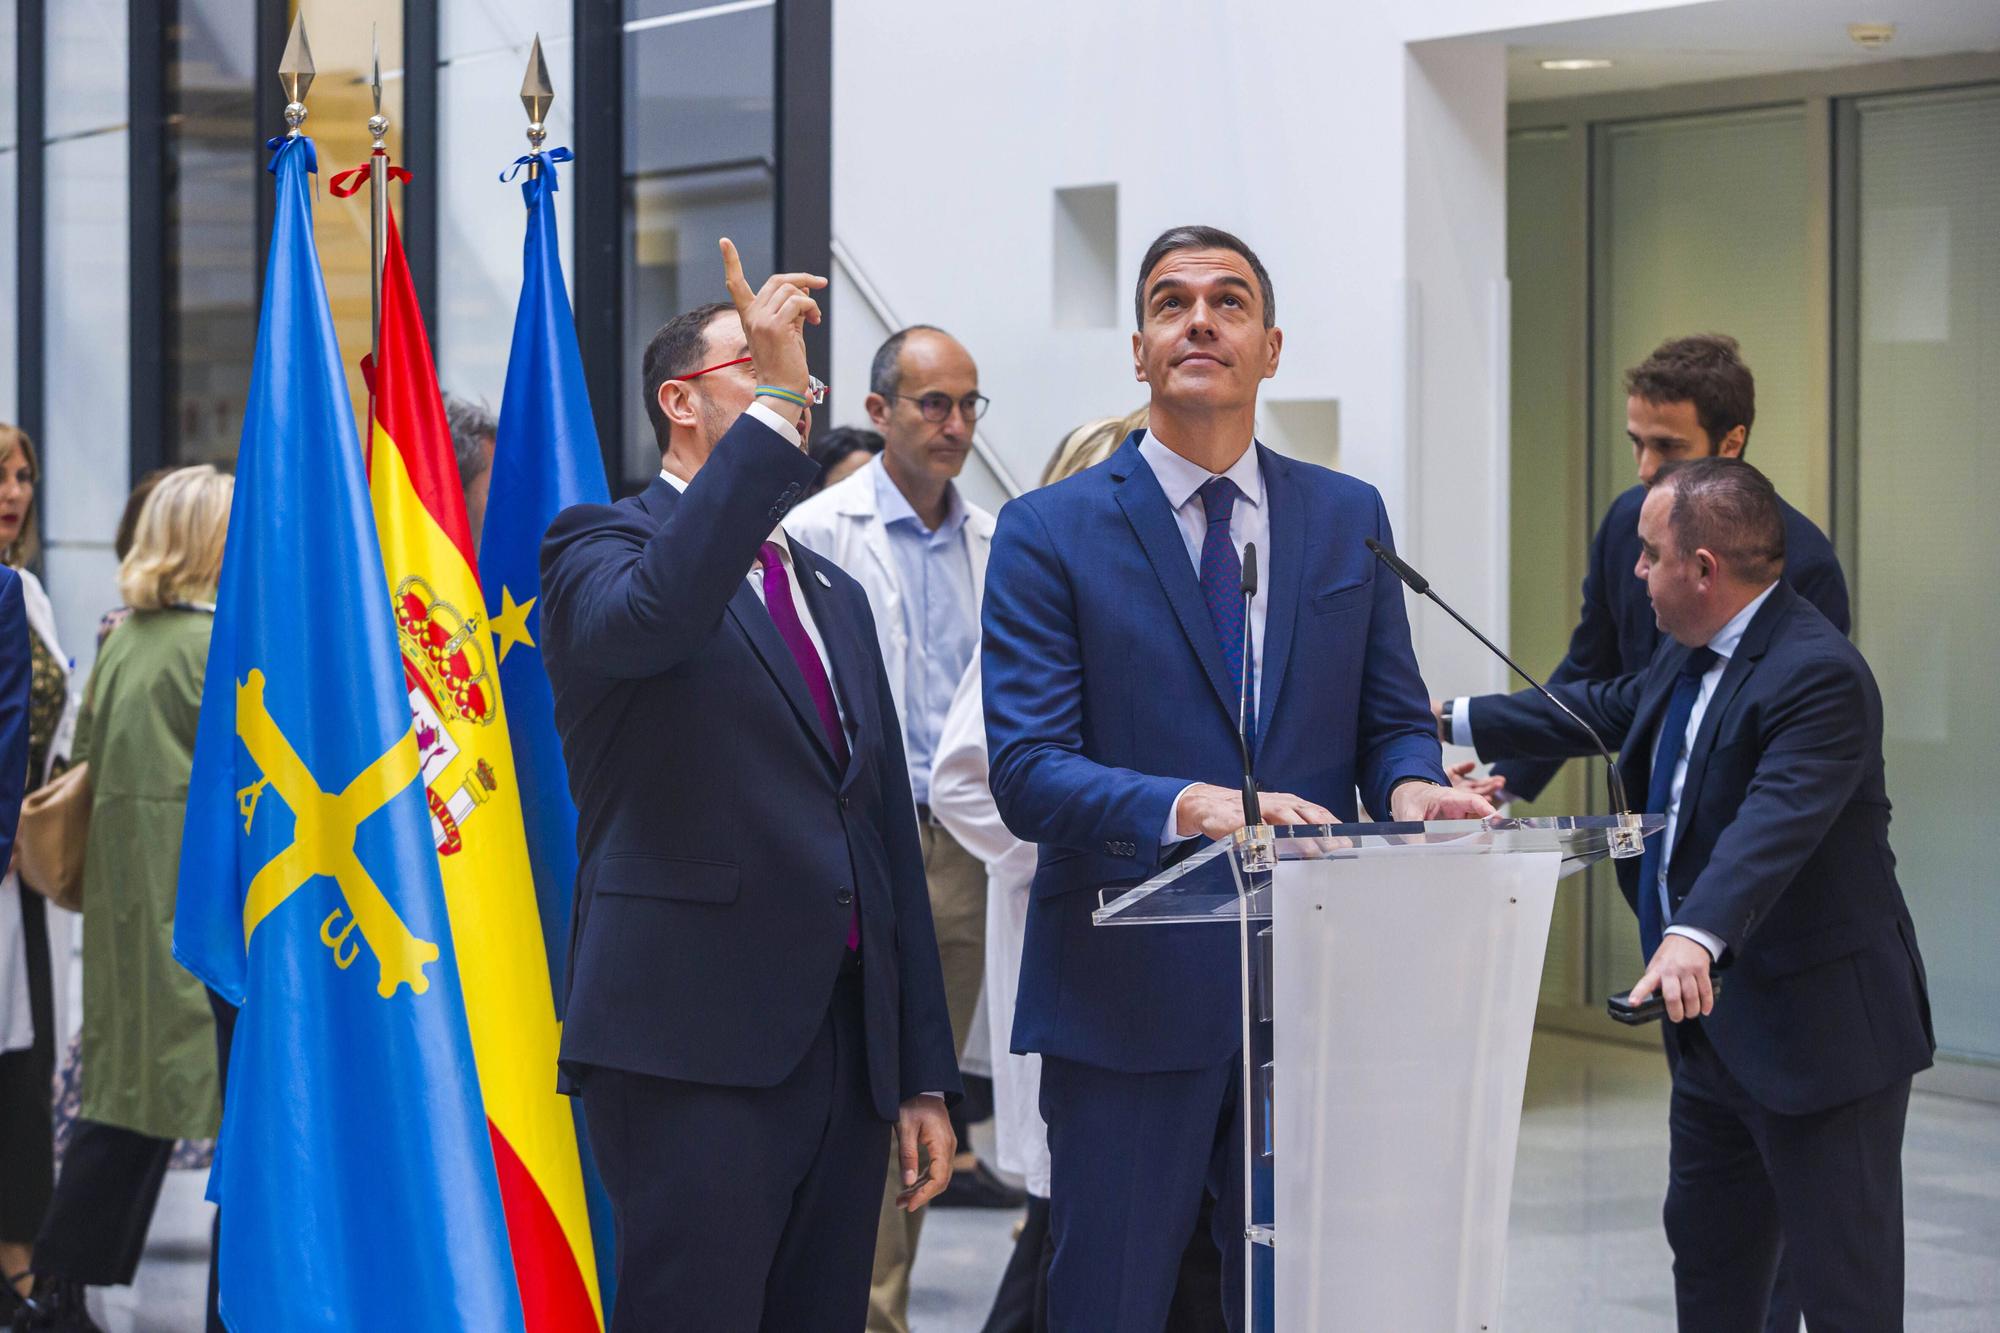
[173,134,525,1332]
[364,186,601,1331]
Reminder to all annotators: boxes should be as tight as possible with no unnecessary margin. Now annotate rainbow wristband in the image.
[754,384,809,409]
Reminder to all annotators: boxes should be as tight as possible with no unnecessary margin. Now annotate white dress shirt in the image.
[660,400,845,728]
[1139,431,1269,844]
[1453,581,1778,960]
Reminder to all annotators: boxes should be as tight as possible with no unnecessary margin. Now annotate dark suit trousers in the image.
[1040,1054,1250,1333]
[32,1120,172,1286]
[1665,1024,1909,1333]
[580,954,888,1333]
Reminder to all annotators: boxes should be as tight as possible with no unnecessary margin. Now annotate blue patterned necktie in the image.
[1636,645,1720,958]
[1198,478,1254,747]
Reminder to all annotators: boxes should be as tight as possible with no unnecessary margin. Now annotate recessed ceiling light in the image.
[1540,58,1615,71]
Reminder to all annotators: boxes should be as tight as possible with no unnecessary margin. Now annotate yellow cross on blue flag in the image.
[172,134,526,1332]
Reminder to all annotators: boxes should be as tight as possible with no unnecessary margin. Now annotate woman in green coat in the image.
[18,465,232,1325]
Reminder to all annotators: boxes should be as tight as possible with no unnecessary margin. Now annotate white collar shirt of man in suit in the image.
[1139,430,1270,845]
[658,400,845,728]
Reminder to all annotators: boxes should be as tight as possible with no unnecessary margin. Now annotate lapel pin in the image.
[815,569,833,589]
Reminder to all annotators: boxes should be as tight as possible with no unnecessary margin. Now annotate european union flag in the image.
[174,135,525,1333]
[479,145,617,1305]
[481,145,609,986]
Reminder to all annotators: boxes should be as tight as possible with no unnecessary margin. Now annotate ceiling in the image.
[1496,0,2000,102]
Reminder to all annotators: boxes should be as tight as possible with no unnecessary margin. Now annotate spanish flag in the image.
[365,197,601,1331]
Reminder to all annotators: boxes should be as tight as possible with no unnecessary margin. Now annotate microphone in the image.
[1237,544,1260,832]
[1364,537,1642,854]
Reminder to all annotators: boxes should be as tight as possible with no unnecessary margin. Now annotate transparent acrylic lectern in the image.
[1093,815,1662,1332]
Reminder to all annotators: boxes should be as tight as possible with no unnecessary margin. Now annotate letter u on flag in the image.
[173,135,525,1332]
[362,173,602,1330]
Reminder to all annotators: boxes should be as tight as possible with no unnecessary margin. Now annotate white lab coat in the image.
[781,455,994,726]
[929,656,1048,1198]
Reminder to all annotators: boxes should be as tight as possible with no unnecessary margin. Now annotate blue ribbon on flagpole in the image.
[501,147,575,203]
[265,134,318,176]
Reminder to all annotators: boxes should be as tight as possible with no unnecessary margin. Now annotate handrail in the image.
[830,235,1026,499]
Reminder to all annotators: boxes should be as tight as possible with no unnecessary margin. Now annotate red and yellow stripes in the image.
[367,207,601,1332]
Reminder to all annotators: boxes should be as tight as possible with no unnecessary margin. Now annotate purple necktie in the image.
[757,542,857,948]
[1198,478,1255,748]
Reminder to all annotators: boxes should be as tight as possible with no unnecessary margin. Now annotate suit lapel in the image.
[722,563,843,777]
[1109,439,1236,721]
[792,543,870,776]
[1671,587,1790,862]
[1254,445,1301,745]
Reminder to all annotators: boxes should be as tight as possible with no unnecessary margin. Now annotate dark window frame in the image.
[16,0,47,458]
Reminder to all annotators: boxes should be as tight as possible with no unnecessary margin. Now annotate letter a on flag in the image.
[174,134,526,1332]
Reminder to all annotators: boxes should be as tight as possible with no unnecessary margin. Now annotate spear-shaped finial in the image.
[278,13,315,137]
[368,23,388,149]
[521,34,554,158]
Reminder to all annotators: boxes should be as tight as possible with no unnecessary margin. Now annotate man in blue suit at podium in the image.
[983,225,1493,1330]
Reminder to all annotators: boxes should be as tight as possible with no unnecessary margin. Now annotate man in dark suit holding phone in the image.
[1456,457,1932,1331]
[539,242,961,1332]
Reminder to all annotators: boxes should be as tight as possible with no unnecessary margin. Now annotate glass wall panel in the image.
[618,0,775,490]
[168,0,260,464]
[0,0,17,421]
[436,17,576,413]
[45,0,128,143]
[42,132,131,661]
[41,0,132,668]
[1594,108,1820,526]
[0,154,16,424]
[1851,84,2000,1062]
[1507,127,1593,1006]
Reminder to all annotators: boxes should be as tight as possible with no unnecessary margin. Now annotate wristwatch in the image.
[1438,698,1454,744]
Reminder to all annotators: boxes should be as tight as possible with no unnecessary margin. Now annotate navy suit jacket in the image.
[1496,482,1850,802]
[983,434,1447,1073]
[1470,582,1932,1115]
[539,414,960,1120]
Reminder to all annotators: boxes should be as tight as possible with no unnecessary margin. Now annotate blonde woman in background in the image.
[0,426,78,1318]
[14,466,230,1331]
[932,406,1239,1333]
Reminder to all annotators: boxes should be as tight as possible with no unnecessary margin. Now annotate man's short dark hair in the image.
[642,300,734,452]
[869,325,947,399]
[1625,334,1756,449]
[1654,456,1785,583]
[1134,225,1276,330]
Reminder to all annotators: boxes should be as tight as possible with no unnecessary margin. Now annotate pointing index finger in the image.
[719,237,755,312]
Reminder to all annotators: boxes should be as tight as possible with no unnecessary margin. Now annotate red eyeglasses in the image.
[672,356,828,405]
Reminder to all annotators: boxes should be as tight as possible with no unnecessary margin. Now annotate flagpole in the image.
[368,24,389,367]
[521,35,554,184]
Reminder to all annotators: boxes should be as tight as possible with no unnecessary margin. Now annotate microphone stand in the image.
[1234,544,1273,871]
[1364,538,1644,859]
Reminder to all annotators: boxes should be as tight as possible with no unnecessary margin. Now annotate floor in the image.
[105,1031,1999,1331]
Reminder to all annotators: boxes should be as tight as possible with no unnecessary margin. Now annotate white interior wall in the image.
[831,0,1690,697]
